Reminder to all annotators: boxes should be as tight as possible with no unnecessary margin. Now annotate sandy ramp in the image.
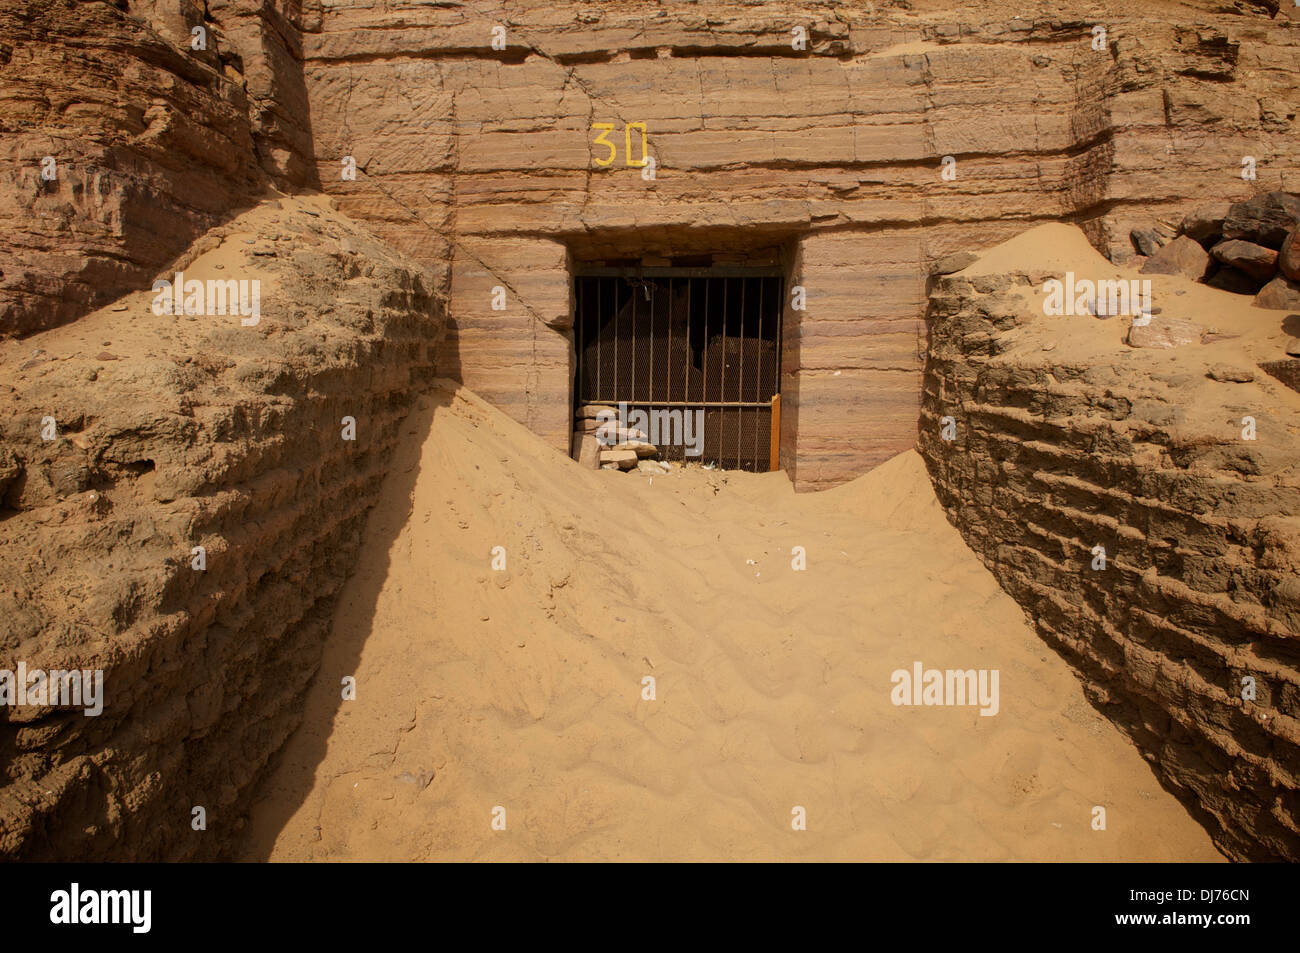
[243,382,1223,861]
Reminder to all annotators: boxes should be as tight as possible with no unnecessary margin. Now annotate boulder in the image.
[1126,315,1204,349]
[1130,228,1163,256]
[1140,236,1210,280]
[1155,220,1180,242]
[595,425,649,444]
[599,449,638,470]
[577,433,602,469]
[620,440,660,458]
[1211,239,1278,281]
[1180,202,1231,243]
[1254,276,1300,311]
[1279,225,1300,281]
[928,251,979,276]
[1222,191,1300,248]
[1207,365,1255,383]
[1206,266,1263,295]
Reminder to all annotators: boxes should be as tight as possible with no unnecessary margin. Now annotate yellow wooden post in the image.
[769,394,781,472]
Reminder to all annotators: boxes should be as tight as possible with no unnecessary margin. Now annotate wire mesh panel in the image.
[574,269,783,472]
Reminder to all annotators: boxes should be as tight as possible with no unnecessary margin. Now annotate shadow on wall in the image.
[435,317,464,385]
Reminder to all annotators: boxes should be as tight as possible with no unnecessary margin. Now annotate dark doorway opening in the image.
[573,267,784,471]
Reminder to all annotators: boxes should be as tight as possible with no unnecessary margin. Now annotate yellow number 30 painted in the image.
[591,122,649,168]
[591,123,616,166]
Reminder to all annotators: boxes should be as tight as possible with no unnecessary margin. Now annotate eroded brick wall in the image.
[0,198,443,860]
[918,268,1300,860]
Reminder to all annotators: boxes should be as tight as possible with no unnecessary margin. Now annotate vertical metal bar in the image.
[689,278,695,408]
[610,278,615,401]
[776,276,784,388]
[666,276,672,410]
[644,278,649,407]
[684,278,693,462]
[626,278,631,405]
[720,278,727,407]
[578,277,584,401]
[639,276,644,408]
[599,278,605,403]
[705,277,712,464]
[587,278,594,403]
[601,278,607,404]
[691,276,702,408]
[682,279,689,408]
[621,278,628,402]
[591,277,596,402]
[689,278,697,406]
[614,278,620,404]
[644,279,650,406]
[738,277,746,469]
[577,278,582,405]
[755,277,763,469]
[702,277,709,408]
[720,277,728,467]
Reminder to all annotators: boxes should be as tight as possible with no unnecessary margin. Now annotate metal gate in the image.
[573,267,784,471]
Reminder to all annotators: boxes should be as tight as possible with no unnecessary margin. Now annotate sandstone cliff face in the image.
[918,226,1300,860]
[2,0,1299,862]
[7,1,1299,487]
[301,0,1300,488]
[0,195,442,860]
[0,0,314,338]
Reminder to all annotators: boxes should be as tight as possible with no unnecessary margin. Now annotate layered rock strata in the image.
[7,1,1300,487]
[304,0,1300,487]
[0,0,314,338]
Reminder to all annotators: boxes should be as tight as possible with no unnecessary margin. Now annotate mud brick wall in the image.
[918,270,1300,861]
[0,198,443,860]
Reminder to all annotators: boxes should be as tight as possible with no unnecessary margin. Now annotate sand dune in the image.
[242,381,1223,861]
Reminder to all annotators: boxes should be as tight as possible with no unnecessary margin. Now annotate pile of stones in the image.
[1137,191,1300,313]
[571,404,671,474]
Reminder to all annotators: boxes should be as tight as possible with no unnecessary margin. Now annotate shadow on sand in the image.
[236,382,455,860]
